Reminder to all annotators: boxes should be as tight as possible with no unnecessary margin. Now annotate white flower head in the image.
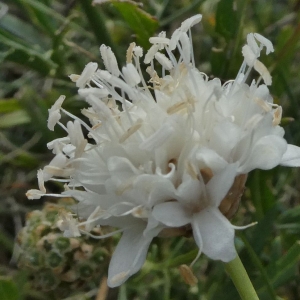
[27,14,300,288]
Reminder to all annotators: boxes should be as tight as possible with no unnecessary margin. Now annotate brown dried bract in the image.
[219,174,248,219]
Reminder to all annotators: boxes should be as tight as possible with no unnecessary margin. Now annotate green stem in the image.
[225,255,259,300]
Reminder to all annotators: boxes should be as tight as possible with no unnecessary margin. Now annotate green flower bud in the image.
[15,200,112,297]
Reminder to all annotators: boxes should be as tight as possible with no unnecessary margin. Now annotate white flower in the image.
[27,14,300,287]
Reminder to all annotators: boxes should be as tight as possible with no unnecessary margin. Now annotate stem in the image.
[225,255,259,300]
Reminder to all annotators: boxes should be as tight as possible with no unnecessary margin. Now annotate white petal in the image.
[192,208,236,262]
[196,148,228,173]
[139,122,174,151]
[152,202,191,227]
[107,156,140,176]
[280,144,300,167]
[107,225,153,287]
[207,163,238,207]
[240,135,287,173]
[43,153,67,181]
[147,178,177,206]
[176,175,203,206]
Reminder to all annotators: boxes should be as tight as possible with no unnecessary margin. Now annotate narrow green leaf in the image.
[0,99,22,113]
[0,28,57,75]
[18,0,93,38]
[278,205,300,223]
[257,242,300,297]
[246,206,278,255]
[107,1,159,48]
[215,0,238,39]
[0,13,46,48]
[78,0,121,62]
[0,110,30,128]
[240,233,278,299]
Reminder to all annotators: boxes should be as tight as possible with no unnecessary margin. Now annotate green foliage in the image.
[215,0,238,39]
[0,278,20,300]
[108,1,159,48]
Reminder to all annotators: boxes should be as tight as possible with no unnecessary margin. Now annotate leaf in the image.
[257,242,300,297]
[99,0,159,48]
[215,0,238,39]
[0,278,20,300]
[79,0,121,62]
[268,246,299,285]
[0,13,47,48]
[0,28,57,75]
[248,169,277,220]
[0,110,30,128]
[18,0,93,38]
[0,99,22,113]
[245,206,278,255]
[278,205,300,223]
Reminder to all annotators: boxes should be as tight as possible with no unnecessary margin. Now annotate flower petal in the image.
[240,135,287,173]
[207,163,238,207]
[280,144,300,167]
[192,208,236,262]
[152,202,191,227]
[107,225,153,287]
[176,175,203,206]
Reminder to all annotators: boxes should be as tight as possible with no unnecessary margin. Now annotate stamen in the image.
[273,106,282,126]
[167,101,188,114]
[126,42,136,63]
[179,264,198,286]
[99,45,120,77]
[119,119,143,143]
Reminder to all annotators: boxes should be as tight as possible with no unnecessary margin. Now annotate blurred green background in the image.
[0,0,300,299]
